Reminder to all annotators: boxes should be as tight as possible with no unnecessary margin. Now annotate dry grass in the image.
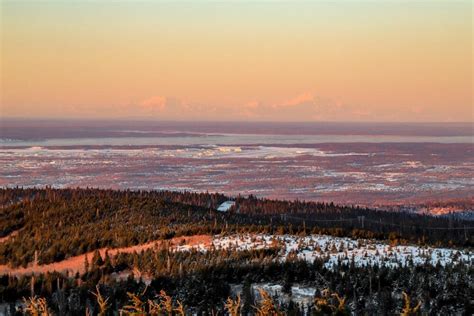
[91,285,109,316]
[253,289,283,316]
[400,292,421,316]
[23,296,52,316]
[313,288,348,315]
[224,294,241,316]
[120,286,185,315]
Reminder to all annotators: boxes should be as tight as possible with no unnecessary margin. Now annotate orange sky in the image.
[1,1,472,122]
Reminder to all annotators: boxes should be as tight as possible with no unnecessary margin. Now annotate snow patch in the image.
[217,201,235,212]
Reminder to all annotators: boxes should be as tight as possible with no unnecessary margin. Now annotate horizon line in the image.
[2,117,473,125]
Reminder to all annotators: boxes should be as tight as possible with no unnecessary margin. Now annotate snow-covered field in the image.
[177,234,473,269]
[1,142,473,206]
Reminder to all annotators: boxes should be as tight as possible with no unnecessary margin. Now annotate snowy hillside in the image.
[176,234,473,269]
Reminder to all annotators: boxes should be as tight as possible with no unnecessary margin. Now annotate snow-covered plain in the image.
[175,234,473,270]
[2,142,473,206]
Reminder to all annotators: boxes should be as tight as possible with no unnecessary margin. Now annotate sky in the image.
[1,0,472,122]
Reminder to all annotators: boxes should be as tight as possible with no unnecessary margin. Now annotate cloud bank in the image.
[116,92,423,122]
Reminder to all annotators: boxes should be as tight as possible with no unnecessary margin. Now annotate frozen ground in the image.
[167,234,474,270]
[1,142,473,206]
[209,234,473,269]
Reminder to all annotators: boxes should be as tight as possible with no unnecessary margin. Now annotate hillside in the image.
[0,188,472,314]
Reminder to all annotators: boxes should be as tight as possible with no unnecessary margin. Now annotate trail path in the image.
[0,235,211,276]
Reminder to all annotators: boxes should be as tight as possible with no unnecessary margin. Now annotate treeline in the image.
[0,188,472,267]
[0,252,472,315]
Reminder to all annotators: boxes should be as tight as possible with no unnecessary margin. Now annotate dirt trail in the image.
[0,235,211,276]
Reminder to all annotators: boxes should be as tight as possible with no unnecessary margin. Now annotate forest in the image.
[0,187,472,315]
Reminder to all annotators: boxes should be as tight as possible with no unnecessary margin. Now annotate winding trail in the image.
[0,235,211,276]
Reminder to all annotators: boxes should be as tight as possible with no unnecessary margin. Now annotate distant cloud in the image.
[240,100,262,118]
[140,96,168,112]
[131,92,392,122]
[278,92,315,108]
[239,92,339,121]
[244,100,260,109]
